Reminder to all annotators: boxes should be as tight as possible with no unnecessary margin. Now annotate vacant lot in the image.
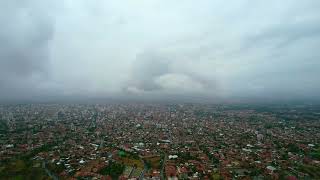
[144,156,161,169]
[119,157,144,168]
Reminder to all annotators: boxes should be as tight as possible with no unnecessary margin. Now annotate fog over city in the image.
[1,0,320,103]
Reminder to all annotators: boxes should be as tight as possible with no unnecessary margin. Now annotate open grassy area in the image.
[0,159,51,180]
[119,157,144,168]
[123,166,134,177]
[144,156,161,169]
[131,167,143,177]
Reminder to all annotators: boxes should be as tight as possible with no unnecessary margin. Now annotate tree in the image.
[99,161,125,179]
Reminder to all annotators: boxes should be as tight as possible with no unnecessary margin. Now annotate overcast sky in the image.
[1,0,320,103]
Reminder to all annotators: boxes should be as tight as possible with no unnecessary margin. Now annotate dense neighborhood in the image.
[0,104,319,179]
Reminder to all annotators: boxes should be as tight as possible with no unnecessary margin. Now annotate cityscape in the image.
[1,104,319,179]
[1,0,320,179]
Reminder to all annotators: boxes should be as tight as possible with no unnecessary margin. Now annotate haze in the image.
[1,0,320,103]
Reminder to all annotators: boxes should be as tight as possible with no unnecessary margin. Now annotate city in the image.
[1,104,319,179]
[1,1,320,179]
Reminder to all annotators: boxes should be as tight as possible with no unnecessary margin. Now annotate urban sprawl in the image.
[0,104,319,179]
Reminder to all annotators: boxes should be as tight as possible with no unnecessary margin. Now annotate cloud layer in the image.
[1,0,320,102]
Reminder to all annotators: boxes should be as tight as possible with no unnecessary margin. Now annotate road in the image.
[160,153,167,180]
[42,161,59,180]
[139,159,147,180]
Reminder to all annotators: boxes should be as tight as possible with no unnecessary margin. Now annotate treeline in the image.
[0,142,57,179]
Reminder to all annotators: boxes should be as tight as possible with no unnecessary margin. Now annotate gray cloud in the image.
[125,49,219,100]
[128,52,171,92]
[0,1,54,101]
[0,0,320,103]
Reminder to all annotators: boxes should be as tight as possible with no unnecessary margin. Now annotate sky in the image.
[0,0,320,103]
